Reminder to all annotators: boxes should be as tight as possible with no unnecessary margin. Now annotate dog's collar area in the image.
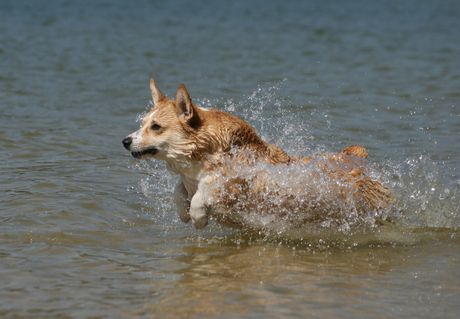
[131,148,158,159]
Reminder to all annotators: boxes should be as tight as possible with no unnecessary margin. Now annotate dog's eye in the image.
[151,124,162,130]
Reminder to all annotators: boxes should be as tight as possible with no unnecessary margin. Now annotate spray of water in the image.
[128,80,460,245]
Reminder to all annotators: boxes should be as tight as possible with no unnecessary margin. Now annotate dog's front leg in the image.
[189,190,209,229]
[174,181,191,223]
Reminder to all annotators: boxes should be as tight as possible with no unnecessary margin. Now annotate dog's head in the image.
[122,79,202,161]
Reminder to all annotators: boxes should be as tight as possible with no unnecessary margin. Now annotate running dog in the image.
[123,79,393,230]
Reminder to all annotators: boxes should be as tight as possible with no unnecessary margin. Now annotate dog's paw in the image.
[178,212,191,223]
[190,211,208,229]
[190,192,209,229]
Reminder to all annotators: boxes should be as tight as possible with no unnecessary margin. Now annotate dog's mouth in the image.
[131,148,158,159]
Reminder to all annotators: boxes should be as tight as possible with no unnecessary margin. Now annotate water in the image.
[1,0,460,317]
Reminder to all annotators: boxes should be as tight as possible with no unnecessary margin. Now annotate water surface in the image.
[1,1,459,318]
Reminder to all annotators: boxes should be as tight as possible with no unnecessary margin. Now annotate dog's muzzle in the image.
[122,136,158,159]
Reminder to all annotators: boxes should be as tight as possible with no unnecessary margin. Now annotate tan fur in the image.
[123,79,394,230]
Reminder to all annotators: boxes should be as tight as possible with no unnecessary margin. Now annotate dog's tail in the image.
[340,145,368,158]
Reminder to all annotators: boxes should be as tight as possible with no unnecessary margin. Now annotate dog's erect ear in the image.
[174,84,193,121]
[150,78,166,104]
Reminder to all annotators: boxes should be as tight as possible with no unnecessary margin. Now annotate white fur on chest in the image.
[166,161,206,198]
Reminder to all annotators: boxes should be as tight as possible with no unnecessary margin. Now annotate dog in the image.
[123,79,393,231]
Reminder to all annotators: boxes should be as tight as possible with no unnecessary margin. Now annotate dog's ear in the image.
[150,78,166,104]
[174,84,193,121]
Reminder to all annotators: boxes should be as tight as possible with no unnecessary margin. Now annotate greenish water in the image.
[1,1,460,318]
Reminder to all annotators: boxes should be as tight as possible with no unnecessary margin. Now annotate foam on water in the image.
[129,82,460,243]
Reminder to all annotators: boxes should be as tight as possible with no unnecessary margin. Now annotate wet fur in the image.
[123,79,393,230]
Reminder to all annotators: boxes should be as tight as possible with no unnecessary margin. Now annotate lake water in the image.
[1,0,460,318]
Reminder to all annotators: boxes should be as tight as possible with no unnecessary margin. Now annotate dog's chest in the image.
[166,161,207,199]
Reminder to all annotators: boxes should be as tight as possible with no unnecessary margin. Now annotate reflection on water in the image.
[135,232,460,318]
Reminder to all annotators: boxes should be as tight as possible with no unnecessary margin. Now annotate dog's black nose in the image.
[122,137,132,150]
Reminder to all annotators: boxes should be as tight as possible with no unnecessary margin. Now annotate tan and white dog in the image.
[123,79,393,230]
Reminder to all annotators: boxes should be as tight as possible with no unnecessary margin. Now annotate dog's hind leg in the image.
[174,181,191,223]
[189,190,209,229]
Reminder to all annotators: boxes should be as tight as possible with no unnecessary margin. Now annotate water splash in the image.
[199,149,394,234]
[384,155,460,230]
[219,79,325,156]
[128,81,460,242]
[135,101,154,126]
[127,159,178,224]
